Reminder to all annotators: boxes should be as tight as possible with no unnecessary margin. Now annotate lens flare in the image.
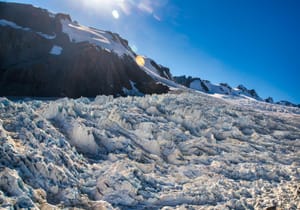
[112,10,119,19]
[135,55,145,67]
[130,44,138,53]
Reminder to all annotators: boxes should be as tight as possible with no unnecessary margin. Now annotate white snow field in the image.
[0,91,299,209]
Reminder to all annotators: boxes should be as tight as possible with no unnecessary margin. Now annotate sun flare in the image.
[112,9,120,19]
[135,55,145,67]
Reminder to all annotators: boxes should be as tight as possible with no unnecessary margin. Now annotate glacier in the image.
[0,91,299,209]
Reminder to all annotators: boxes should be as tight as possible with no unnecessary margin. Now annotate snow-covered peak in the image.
[173,76,299,106]
[60,19,134,57]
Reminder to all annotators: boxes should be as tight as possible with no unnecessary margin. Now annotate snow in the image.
[132,55,181,90]
[189,80,202,91]
[49,45,63,55]
[122,81,144,96]
[141,64,185,89]
[0,19,30,30]
[0,19,56,39]
[144,57,160,75]
[0,92,299,209]
[36,31,56,39]
[60,19,133,56]
[190,79,232,95]
[48,12,55,19]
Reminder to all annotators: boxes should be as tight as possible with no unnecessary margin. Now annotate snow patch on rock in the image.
[49,45,63,55]
[0,19,30,30]
[122,81,144,96]
[0,19,56,39]
[36,31,56,39]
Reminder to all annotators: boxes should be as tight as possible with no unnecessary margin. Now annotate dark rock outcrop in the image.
[174,76,209,92]
[149,59,172,80]
[265,97,274,103]
[173,76,194,88]
[276,100,300,108]
[236,85,261,100]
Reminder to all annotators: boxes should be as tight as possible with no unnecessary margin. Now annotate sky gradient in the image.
[3,0,300,103]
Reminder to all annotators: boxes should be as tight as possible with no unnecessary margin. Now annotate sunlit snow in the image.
[60,18,132,56]
[0,92,299,209]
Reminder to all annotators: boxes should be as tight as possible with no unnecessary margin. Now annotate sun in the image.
[112,9,120,19]
[80,0,123,19]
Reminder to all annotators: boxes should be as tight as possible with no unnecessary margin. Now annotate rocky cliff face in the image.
[0,2,169,98]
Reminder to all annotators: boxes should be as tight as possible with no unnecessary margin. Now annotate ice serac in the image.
[0,2,169,98]
[0,92,299,209]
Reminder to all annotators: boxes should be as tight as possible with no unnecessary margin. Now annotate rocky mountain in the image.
[0,2,171,98]
[174,76,300,108]
[0,2,298,107]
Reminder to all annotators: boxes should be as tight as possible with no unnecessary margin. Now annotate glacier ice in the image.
[0,92,299,209]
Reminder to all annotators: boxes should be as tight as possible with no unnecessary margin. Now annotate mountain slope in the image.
[0,2,170,98]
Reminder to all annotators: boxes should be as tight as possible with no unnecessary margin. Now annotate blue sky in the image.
[3,0,300,103]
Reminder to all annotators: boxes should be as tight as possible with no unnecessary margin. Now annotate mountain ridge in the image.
[0,2,298,108]
[174,75,300,108]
